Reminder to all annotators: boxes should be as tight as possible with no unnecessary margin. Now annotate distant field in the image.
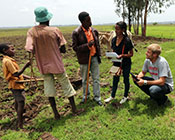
[0,24,174,39]
[146,25,175,39]
[0,28,28,37]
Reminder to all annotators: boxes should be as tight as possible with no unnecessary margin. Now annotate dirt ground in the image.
[0,33,173,137]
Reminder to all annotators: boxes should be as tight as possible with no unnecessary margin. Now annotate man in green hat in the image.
[25,7,84,119]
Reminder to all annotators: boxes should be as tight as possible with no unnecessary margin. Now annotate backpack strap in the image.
[119,43,125,69]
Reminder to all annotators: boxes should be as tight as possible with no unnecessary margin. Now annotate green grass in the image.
[0,28,28,37]
[59,24,175,39]
[146,25,175,39]
[0,24,175,39]
[0,26,175,140]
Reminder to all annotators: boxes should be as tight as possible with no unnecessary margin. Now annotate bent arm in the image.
[137,71,146,78]
[132,71,145,82]
[121,49,133,58]
[25,30,34,52]
[147,77,166,86]
[72,31,90,53]
[137,76,166,86]
[13,61,30,77]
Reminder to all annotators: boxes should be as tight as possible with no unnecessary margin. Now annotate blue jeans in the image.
[111,64,131,98]
[80,56,101,101]
[134,76,171,105]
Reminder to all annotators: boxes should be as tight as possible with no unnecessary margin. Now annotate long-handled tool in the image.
[28,52,38,93]
[85,50,92,103]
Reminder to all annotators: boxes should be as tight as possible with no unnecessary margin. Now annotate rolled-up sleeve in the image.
[55,28,67,46]
[25,29,34,52]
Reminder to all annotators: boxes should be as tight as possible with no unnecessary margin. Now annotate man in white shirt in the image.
[133,44,173,106]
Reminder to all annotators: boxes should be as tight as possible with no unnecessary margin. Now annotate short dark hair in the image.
[0,43,10,54]
[78,12,89,22]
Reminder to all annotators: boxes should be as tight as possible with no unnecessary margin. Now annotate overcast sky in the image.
[0,0,175,27]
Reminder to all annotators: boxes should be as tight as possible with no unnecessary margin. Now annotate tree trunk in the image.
[133,18,137,35]
[143,0,148,37]
[136,9,140,35]
[128,7,132,31]
[141,11,144,36]
[122,0,125,21]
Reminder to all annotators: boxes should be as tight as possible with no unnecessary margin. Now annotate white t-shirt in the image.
[142,56,174,91]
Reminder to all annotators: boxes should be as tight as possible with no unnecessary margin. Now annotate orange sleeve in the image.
[5,60,18,75]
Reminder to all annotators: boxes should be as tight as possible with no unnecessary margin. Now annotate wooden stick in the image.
[28,52,33,88]
[85,51,92,103]
[16,78,44,83]
[16,77,57,83]
[28,52,38,92]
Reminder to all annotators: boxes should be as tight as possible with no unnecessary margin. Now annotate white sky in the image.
[0,0,175,27]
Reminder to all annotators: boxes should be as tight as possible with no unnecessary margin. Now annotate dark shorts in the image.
[11,89,25,102]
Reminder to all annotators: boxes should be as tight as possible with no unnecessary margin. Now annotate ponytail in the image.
[124,30,128,37]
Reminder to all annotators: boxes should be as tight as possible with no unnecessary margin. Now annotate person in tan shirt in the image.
[0,43,30,129]
[25,7,84,119]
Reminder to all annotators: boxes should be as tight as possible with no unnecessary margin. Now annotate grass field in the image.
[0,25,175,140]
[146,25,175,39]
[0,24,175,39]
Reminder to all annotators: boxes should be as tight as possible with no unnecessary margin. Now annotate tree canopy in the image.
[114,0,175,37]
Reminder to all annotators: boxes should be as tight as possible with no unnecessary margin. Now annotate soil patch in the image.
[0,33,173,134]
[38,132,59,140]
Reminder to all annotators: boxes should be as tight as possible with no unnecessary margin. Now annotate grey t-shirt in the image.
[142,56,174,91]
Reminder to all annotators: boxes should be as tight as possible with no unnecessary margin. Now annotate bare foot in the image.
[72,108,85,116]
[54,114,61,120]
[18,123,23,129]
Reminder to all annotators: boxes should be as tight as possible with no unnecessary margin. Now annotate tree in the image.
[114,0,130,29]
[114,0,145,34]
[142,0,174,37]
[114,0,175,37]
[131,0,145,35]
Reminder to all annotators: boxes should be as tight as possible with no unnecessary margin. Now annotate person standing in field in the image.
[25,7,83,119]
[104,21,134,104]
[71,11,103,106]
[133,44,173,106]
[0,43,30,129]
